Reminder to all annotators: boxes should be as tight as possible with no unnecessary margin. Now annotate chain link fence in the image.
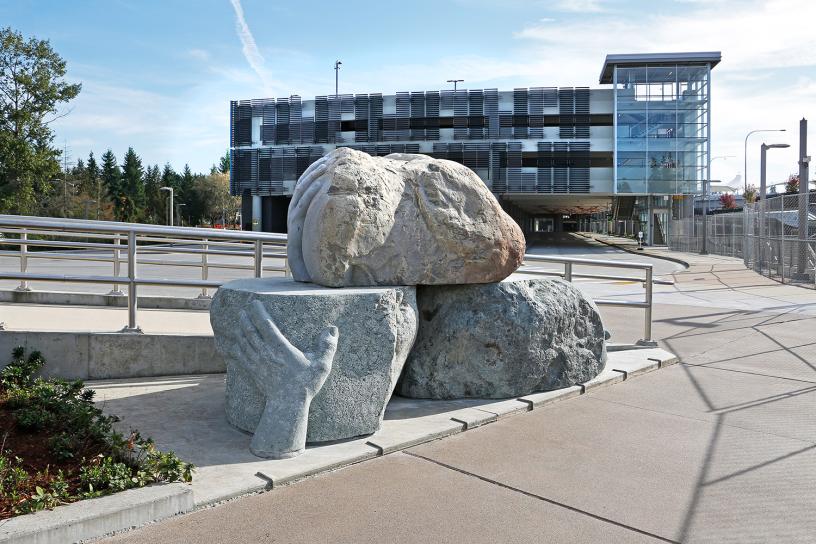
[667,193,816,288]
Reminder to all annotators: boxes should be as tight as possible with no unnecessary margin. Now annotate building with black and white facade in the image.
[230,52,720,244]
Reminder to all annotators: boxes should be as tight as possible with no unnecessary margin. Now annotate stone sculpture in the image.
[397,276,607,399]
[217,300,337,458]
[210,277,417,452]
[287,147,526,287]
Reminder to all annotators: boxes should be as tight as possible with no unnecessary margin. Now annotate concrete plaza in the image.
[88,236,816,544]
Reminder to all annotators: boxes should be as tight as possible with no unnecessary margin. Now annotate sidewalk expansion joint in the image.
[254,471,274,490]
[516,398,535,410]
[611,369,629,380]
[365,441,385,456]
[404,451,680,544]
[647,357,664,368]
[449,417,472,430]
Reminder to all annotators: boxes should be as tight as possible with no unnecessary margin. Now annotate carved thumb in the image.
[312,325,339,367]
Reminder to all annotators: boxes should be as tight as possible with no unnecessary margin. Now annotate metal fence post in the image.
[638,266,655,346]
[109,235,124,295]
[564,262,573,282]
[199,238,210,298]
[121,230,142,333]
[15,229,31,291]
[254,240,263,278]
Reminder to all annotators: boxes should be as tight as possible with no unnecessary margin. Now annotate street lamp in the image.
[759,143,790,201]
[447,79,464,92]
[159,187,174,226]
[744,129,785,194]
[334,60,342,98]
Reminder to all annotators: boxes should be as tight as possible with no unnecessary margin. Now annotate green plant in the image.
[0,346,45,389]
[80,455,137,493]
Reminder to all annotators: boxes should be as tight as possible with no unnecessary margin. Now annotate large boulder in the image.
[397,276,606,399]
[210,277,417,443]
[287,148,525,287]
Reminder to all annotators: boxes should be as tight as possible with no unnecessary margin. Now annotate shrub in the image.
[0,347,194,518]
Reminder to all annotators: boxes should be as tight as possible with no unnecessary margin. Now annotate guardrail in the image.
[0,215,287,332]
[1,215,657,344]
[520,254,656,345]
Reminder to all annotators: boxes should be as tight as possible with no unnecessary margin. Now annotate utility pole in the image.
[334,60,342,98]
[447,79,464,92]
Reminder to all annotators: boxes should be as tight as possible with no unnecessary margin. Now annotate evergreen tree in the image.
[100,149,122,219]
[85,151,101,219]
[119,147,144,222]
[218,151,230,174]
[143,163,162,223]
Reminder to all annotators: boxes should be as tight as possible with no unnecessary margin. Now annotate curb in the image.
[0,290,211,311]
[0,484,193,544]
[587,235,690,269]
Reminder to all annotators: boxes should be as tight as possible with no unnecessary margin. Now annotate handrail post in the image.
[637,266,656,346]
[121,230,142,333]
[15,229,31,291]
[109,235,124,296]
[564,262,573,282]
[254,240,263,278]
[199,238,211,298]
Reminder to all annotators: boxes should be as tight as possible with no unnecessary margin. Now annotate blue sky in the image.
[3,0,815,187]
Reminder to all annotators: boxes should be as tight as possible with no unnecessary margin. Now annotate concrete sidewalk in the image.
[98,248,816,544]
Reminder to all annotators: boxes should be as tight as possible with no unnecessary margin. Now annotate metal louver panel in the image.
[262,102,276,144]
[553,142,569,192]
[513,89,528,139]
[484,89,499,139]
[507,142,522,191]
[491,142,507,193]
[425,91,440,141]
[314,96,328,143]
[328,96,341,143]
[289,96,302,144]
[368,93,383,142]
[537,141,553,193]
[575,87,590,139]
[453,90,468,140]
[410,92,425,141]
[396,92,410,141]
[468,90,484,140]
[355,94,369,142]
[236,102,252,146]
[275,99,290,145]
[568,141,590,193]
[528,88,544,139]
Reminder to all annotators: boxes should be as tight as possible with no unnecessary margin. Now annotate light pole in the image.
[701,155,734,254]
[756,142,790,271]
[160,187,174,226]
[334,60,342,97]
[744,129,785,194]
[759,143,790,201]
[447,79,464,92]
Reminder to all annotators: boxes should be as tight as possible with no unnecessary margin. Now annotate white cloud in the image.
[554,0,606,12]
[187,48,210,62]
[228,0,275,94]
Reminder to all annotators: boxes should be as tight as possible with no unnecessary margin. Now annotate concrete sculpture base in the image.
[398,276,607,399]
[211,277,417,445]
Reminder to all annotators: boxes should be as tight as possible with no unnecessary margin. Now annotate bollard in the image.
[121,231,142,333]
[199,238,210,298]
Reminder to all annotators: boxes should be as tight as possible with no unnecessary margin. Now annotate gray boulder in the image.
[211,277,417,443]
[397,276,606,399]
[287,147,525,287]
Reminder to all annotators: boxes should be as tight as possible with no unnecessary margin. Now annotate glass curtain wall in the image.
[614,63,710,194]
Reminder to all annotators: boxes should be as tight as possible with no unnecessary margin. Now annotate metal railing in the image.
[520,254,656,345]
[0,215,287,332]
[1,215,657,344]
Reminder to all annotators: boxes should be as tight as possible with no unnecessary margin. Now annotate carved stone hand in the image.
[228,300,338,458]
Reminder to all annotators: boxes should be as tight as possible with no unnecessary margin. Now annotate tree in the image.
[143,163,162,223]
[785,174,799,194]
[218,151,230,174]
[193,172,240,226]
[744,184,758,204]
[719,193,737,210]
[0,27,81,214]
[118,147,144,222]
[100,149,122,218]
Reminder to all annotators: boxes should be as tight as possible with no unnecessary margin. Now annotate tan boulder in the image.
[287,147,525,287]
